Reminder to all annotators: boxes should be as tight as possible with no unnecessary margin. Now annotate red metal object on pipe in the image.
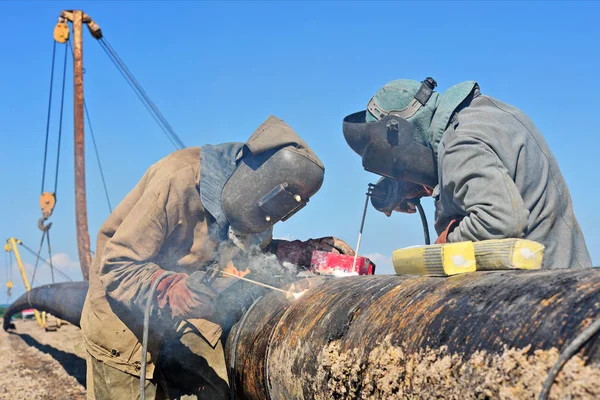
[310,250,375,275]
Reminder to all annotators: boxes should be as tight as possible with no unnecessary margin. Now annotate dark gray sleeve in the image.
[439,135,530,242]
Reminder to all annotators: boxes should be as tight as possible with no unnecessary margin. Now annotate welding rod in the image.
[352,185,373,270]
[206,267,288,294]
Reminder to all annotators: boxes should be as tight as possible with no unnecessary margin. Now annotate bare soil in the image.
[0,319,86,399]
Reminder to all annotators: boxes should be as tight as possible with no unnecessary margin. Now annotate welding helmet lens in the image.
[258,183,307,222]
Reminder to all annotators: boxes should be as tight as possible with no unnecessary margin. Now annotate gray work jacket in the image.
[434,94,592,269]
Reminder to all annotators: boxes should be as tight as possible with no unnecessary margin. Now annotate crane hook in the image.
[38,217,53,232]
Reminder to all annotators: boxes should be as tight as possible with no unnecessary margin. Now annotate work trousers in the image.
[86,322,229,400]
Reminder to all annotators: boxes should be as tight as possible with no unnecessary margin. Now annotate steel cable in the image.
[101,38,184,148]
[4,251,9,283]
[4,251,10,303]
[7,251,14,303]
[84,100,113,213]
[98,39,179,149]
[41,41,57,194]
[30,231,47,287]
[67,40,114,213]
[53,43,69,194]
[9,252,13,283]
[46,231,55,284]
[20,241,72,283]
[102,39,175,139]
[97,38,185,149]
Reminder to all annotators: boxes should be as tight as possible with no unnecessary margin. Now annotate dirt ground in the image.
[0,318,86,400]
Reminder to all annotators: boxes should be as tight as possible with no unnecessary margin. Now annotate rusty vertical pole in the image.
[72,10,91,281]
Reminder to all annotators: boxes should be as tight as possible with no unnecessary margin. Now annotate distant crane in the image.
[37,10,185,282]
[4,238,46,328]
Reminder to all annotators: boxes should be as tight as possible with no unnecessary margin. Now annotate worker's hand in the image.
[392,183,433,214]
[153,271,217,320]
[273,237,355,268]
[154,269,244,320]
[434,218,462,244]
[371,178,433,216]
[309,237,355,255]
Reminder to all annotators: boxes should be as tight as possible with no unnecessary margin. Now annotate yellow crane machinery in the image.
[4,238,46,328]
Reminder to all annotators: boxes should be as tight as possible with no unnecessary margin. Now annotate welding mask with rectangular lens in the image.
[342,112,437,188]
[222,147,324,234]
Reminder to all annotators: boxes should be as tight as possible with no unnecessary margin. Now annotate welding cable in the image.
[140,271,176,400]
[414,200,431,245]
[229,296,263,400]
[539,316,600,400]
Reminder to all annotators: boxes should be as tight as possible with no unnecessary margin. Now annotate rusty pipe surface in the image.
[73,10,92,281]
[227,270,600,399]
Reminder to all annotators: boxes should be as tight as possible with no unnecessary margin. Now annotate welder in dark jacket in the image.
[343,78,591,269]
[81,115,353,399]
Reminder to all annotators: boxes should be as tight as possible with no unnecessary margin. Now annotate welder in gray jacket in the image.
[343,78,591,269]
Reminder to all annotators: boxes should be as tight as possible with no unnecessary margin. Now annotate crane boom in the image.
[4,238,45,327]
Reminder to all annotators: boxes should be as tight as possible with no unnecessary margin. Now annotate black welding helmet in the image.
[222,116,325,234]
[342,78,440,188]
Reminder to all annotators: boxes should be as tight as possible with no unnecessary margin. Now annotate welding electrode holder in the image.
[369,177,401,215]
[202,261,223,293]
[368,178,431,245]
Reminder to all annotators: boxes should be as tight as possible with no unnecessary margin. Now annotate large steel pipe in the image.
[3,281,88,331]
[227,270,600,399]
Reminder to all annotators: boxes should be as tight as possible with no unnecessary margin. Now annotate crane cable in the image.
[46,230,55,284]
[97,37,185,150]
[40,41,57,195]
[20,241,72,283]
[5,250,13,303]
[53,38,69,195]
[30,230,47,288]
[9,251,14,302]
[66,40,113,214]
[85,101,113,213]
[99,37,183,149]
[40,40,69,198]
[33,38,69,288]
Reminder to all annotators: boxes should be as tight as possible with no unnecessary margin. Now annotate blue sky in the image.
[1,1,599,301]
